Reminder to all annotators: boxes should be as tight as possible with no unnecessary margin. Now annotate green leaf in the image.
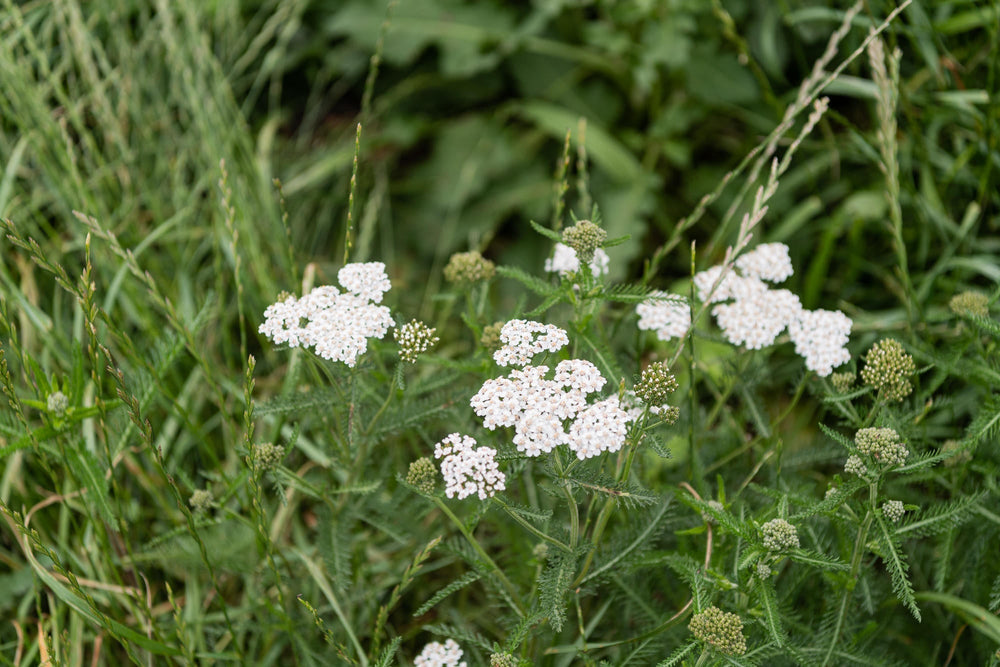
[529,219,563,243]
[496,265,558,297]
[413,571,482,617]
[914,591,1000,644]
[756,578,785,646]
[66,447,117,528]
[874,515,920,620]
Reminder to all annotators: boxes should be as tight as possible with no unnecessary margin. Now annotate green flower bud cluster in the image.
[882,500,905,523]
[189,489,214,514]
[635,361,679,407]
[47,391,69,417]
[255,442,285,470]
[561,220,606,264]
[755,560,772,579]
[860,338,915,402]
[855,427,908,468]
[689,606,748,656]
[949,291,989,318]
[830,371,855,394]
[844,455,867,477]
[444,251,495,285]
[480,321,504,350]
[490,652,517,667]
[406,457,437,494]
[761,518,800,552]
[394,320,440,363]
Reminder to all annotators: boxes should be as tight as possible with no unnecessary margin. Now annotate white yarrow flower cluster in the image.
[636,292,691,342]
[683,243,851,376]
[414,639,467,667]
[787,309,853,376]
[544,242,610,277]
[471,323,632,459]
[493,319,570,367]
[259,262,393,367]
[434,434,505,500]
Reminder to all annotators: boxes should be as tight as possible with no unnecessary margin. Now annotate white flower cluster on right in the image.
[259,262,393,367]
[472,320,633,460]
[434,433,506,500]
[414,639,467,667]
[544,242,610,277]
[637,243,852,376]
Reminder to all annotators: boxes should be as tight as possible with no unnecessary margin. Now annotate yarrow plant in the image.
[258,261,392,366]
[688,606,748,656]
[637,242,853,375]
[433,433,505,499]
[414,639,467,667]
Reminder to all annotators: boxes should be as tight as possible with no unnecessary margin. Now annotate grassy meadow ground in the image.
[1,0,999,665]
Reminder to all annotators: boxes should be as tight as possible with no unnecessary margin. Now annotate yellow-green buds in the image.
[861,338,915,402]
[444,251,495,285]
[689,606,748,656]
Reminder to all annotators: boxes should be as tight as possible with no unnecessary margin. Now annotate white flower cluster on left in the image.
[414,639,467,667]
[471,320,632,460]
[258,262,393,367]
[433,434,505,500]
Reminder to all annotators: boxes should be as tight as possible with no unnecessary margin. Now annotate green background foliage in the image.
[1,0,999,664]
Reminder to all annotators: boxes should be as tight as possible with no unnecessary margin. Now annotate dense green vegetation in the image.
[1,0,999,664]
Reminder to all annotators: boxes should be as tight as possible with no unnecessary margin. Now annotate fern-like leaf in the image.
[873,515,920,620]
[538,546,581,632]
[895,491,984,539]
[656,642,698,667]
[413,571,482,617]
[497,265,558,297]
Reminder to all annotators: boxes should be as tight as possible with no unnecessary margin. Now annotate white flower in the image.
[544,242,610,277]
[787,309,852,377]
[566,396,630,459]
[336,261,392,303]
[553,359,606,394]
[636,293,691,341]
[493,319,569,367]
[693,266,766,303]
[259,295,307,347]
[434,434,505,500]
[735,243,794,283]
[711,288,802,350]
[414,639,467,667]
[259,262,393,367]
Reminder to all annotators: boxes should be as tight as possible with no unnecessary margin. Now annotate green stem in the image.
[494,497,572,553]
[433,497,526,616]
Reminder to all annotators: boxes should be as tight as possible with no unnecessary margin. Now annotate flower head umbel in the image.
[490,652,516,667]
[259,262,393,367]
[544,243,610,277]
[634,361,679,407]
[434,434,505,500]
[406,457,437,494]
[636,293,691,342]
[414,639,467,667]
[188,489,213,514]
[566,396,631,460]
[47,391,69,417]
[787,309,853,377]
[493,319,569,367]
[861,338,915,402]
[949,290,989,317]
[254,442,285,471]
[444,251,495,285]
[831,371,855,393]
[855,427,908,468]
[761,518,800,552]
[882,500,905,523]
[561,219,606,264]
[689,606,748,656]
[394,320,439,363]
[845,454,867,477]
[687,244,852,375]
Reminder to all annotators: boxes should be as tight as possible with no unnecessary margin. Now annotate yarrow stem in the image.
[431,496,526,616]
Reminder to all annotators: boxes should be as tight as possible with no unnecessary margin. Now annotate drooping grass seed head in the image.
[444,251,495,285]
[761,518,800,552]
[561,219,606,264]
[406,457,438,494]
[394,320,440,363]
[861,338,915,402]
[949,290,989,317]
[689,606,748,656]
